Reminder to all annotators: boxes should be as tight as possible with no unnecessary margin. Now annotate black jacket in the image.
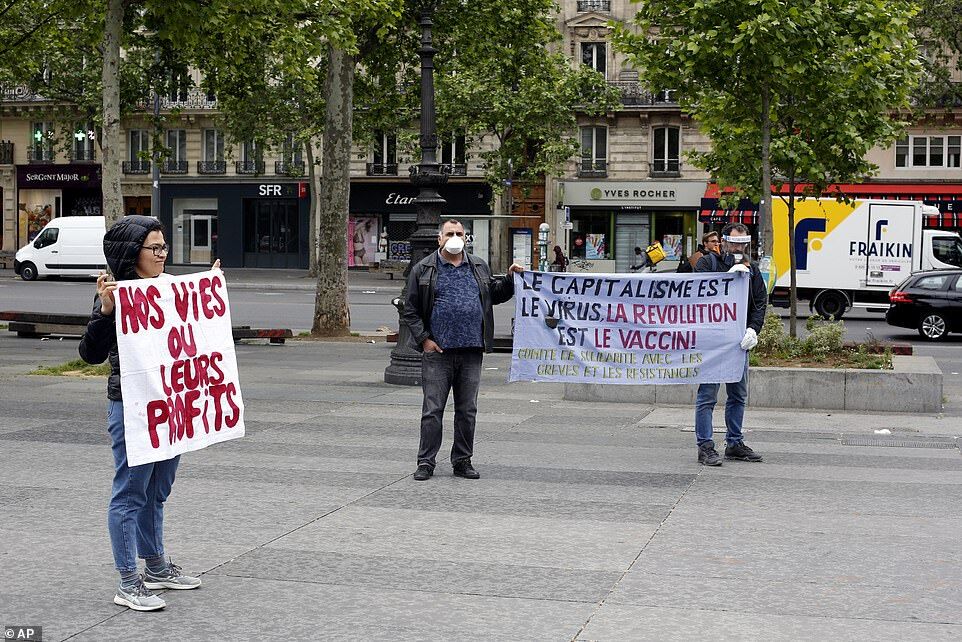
[402,251,514,353]
[78,215,160,400]
[695,252,767,334]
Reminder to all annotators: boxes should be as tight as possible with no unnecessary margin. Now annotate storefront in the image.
[349,181,493,266]
[16,164,102,246]
[562,180,707,272]
[159,181,309,268]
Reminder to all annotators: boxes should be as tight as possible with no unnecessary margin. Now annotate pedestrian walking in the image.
[79,215,207,611]
[692,223,766,466]
[402,219,524,481]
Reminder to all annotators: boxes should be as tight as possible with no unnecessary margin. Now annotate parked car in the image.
[886,269,962,340]
[14,216,107,281]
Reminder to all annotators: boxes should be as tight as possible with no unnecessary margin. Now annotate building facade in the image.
[548,0,713,272]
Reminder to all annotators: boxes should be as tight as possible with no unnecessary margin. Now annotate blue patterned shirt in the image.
[430,251,483,349]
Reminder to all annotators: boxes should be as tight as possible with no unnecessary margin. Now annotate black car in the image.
[886,269,962,340]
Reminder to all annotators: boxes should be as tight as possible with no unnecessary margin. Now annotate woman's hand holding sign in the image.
[97,272,118,315]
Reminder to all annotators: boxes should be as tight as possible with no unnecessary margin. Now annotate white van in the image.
[14,216,107,281]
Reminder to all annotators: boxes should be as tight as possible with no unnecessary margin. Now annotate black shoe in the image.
[452,459,480,479]
[698,441,722,466]
[725,442,763,462]
[413,464,434,481]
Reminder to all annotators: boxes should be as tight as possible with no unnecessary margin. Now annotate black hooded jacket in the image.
[78,215,161,400]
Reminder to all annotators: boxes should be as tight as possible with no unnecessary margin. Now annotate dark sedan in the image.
[886,269,962,340]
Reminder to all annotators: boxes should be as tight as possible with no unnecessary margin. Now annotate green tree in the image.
[912,0,962,109]
[614,0,921,335]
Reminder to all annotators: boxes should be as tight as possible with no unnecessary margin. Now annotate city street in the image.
[3,270,962,418]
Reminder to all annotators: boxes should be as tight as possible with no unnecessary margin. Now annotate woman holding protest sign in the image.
[79,215,213,611]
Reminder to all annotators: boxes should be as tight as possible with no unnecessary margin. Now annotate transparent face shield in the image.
[722,234,751,261]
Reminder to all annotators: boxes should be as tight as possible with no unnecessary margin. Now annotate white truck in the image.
[769,198,962,318]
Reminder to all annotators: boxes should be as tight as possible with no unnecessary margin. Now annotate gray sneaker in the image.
[114,578,166,611]
[143,561,202,590]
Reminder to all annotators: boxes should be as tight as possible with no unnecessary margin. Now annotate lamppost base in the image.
[384,317,423,386]
[384,358,422,386]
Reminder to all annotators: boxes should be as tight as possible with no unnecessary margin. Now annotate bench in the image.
[0,311,292,344]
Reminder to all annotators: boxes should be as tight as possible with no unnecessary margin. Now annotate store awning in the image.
[699,183,962,227]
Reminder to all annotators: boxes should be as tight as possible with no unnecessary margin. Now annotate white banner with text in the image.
[510,272,748,385]
[115,270,245,466]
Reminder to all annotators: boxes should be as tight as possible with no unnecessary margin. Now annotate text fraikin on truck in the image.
[849,241,912,258]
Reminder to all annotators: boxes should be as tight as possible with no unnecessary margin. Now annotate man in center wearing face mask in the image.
[692,222,767,466]
[402,219,524,481]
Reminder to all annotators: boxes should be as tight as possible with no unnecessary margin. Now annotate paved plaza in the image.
[1,334,961,641]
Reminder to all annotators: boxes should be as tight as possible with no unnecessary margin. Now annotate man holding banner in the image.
[692,223,767,466]
[79,215,238,611]
[403,219,523,482]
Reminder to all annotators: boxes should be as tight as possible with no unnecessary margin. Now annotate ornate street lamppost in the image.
[384,2,449,385]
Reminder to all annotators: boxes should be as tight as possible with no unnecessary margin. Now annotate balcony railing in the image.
[577,0,611,11]
[578,159,607,177]
[70,148,97,163]
[0,141,13,164]
[367,162,398,176]
[236,160,265,175]
[275,160,305,176]
[649,160,681,178]
[198,160,227,175]
[160,159,188,174]
[441,163,467,176]
[159,87,218,110]
[28,147,54,163]
[607,82,680,108]
[123,160,151,174]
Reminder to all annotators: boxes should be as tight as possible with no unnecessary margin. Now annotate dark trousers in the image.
[418,350,483,469]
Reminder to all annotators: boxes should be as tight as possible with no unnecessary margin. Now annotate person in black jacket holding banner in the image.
[402,219,524,481]
[79,216,207,611]
[692,222,767,466]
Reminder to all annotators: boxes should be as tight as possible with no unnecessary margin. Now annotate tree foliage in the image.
[614,0,921,254]
[434,0,619,191]
[912,0,962,109]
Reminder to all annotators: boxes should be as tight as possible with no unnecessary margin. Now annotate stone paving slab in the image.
[577,603,962,641]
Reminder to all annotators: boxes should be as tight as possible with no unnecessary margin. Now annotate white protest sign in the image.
[115,270,244,466]
[510,271,748,385]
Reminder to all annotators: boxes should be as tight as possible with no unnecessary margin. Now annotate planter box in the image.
[563,356,943,413]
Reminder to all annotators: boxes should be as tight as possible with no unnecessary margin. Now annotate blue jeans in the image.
[695,359,749,447]
[107,400,180,573]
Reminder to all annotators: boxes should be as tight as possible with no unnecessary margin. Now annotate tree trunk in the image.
[100,0,123,225]
[306,139,319,278]
[759,82,773,259]
[311,45,353,336]
[787,172,798,338]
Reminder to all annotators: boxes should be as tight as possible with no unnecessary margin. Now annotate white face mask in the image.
[443,236,465,255]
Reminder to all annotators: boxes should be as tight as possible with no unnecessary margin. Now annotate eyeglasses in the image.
[141,244,169,257]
